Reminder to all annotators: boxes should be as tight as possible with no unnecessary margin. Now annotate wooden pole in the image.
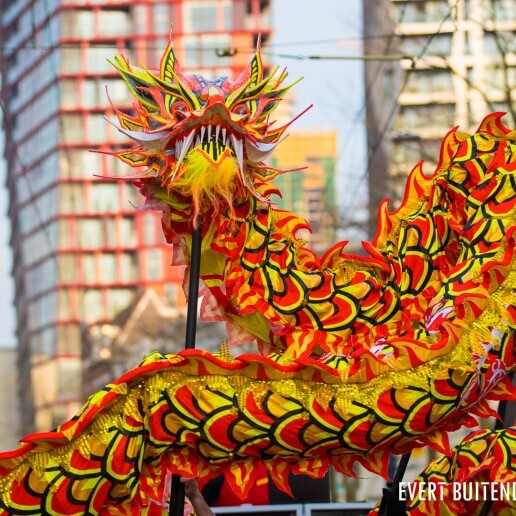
[169,221,203,516]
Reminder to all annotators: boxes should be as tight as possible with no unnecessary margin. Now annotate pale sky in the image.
[0,0,365,349]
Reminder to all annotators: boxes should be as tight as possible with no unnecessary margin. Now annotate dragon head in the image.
[109,40,304,218]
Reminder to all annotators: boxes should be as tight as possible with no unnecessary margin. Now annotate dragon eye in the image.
[233,103,250,116]
[172,100,189,119]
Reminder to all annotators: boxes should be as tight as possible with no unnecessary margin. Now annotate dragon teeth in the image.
[230,134,245,184]
[194,124,229,146]
[170,130,196,181]
[171,124,233,159]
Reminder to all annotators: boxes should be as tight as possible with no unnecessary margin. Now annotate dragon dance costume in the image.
[0,41,515,515]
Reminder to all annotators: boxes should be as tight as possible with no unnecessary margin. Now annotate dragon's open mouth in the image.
[172,123,244,181]
[196,125,230,161]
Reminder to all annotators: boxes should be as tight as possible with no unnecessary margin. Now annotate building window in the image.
[19,189,56,234]
[483,31,516,57]
[119,252,137,282]
[90,183,120,213]
[99,253,117,283]
[60,46,83,74]
[25,258,58,298]
[184,1,217,32]
[82,254,96,284]
[58,254,77,283]
[98,9,131,37]
[419,139,441,165]
[103,78,131,105]
[123,183,141,211]
[396,104,455,131]
[79,289,104,322]
[152,3,172,34]
[120,217,137,247]
[183,0,233,32]
[77,218,104,248]
[61,9,95,38]
[183,34,232,69]
[64,149,102,179]
[57,358,82,400]
[57,290,72,319]
[483,64,516,93]
[56,324,82,354]
[392,140,422,166]
[87,44,117,73]
[39,327,57,357]
[61,79,78,108]
[62,114,83,143]
[401,34,452,57]
[59,184,85,214]
[58,219,72,248]
[405,69,453,93]
[484,0,514,21]
[142,212,157,245]
[393,1,448,24]
[87,114,108,144]
[146,248,162,280]
[107,288,136,319]
[34,291,57,328]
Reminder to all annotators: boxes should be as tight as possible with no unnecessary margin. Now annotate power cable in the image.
[0,31,436,54]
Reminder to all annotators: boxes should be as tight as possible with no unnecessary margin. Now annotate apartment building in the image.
[364,0,515,234]
[0,0,272,433]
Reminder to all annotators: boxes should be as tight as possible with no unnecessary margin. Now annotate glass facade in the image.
[0,0,272,433]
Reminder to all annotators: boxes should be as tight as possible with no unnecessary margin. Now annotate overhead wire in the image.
[0,31,435,54]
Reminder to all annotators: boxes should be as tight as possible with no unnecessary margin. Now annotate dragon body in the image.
[1,42,516,515]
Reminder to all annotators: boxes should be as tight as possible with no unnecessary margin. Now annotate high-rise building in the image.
[0,0,272,434]
[364,0,515,237]
[270,131,338,256]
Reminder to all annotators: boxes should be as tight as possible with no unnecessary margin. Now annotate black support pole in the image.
[169,221,203,516]
[378,452,411,516]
